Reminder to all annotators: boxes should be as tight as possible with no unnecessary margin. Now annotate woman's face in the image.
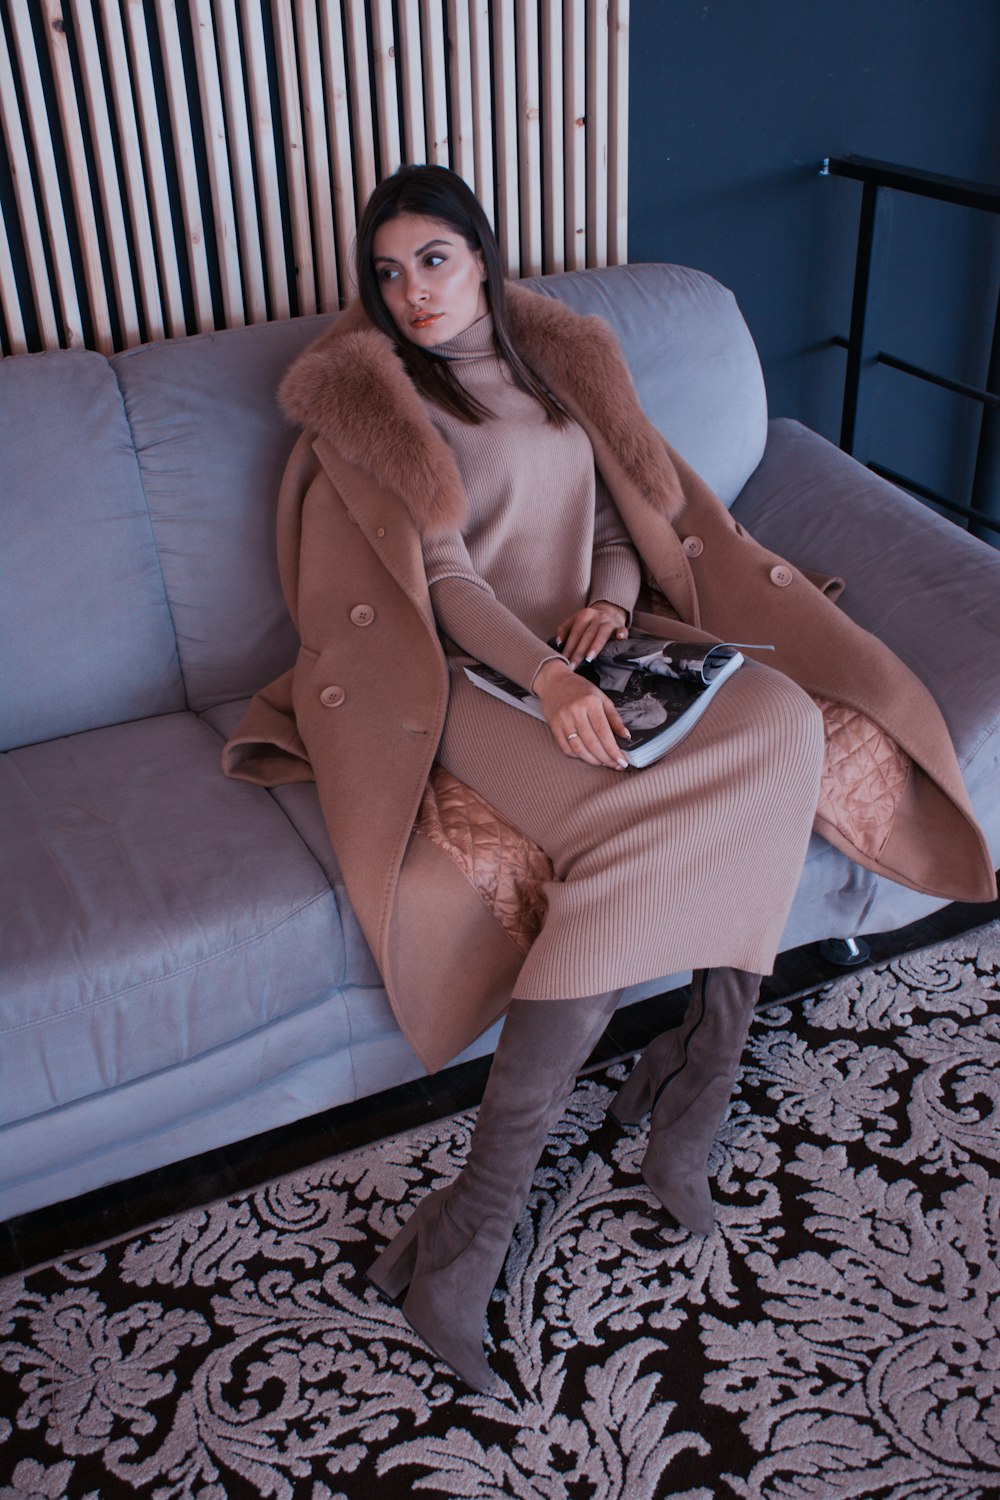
[372,213,488,347]
[620,694,669,732]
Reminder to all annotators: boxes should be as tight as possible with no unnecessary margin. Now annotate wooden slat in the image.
[294,0,339,312]
[121,0,187,337]
[586,0,609,267]
[516,0,542,276]
[492,0,518,271]
[563,0,587,271]
[468,0,494,226]
[420,0,449,165]
[0,0,628,350]
[447,0,475,187]
[97,0,166,341]
[0,13,63,347]
[317,3,357,299]
[397,0,426,165]
[343,0,376,207]
[155,0,215,330]
[272,0,317,315]
[540,0,564,273]
[212,0,268,323]
[370,0,401,175]
[0,197,28,355]
[241,0,290,319]
[190,0,245,326]
[72,0,143,346]
[40,0,114,351]
[608,0,629,265]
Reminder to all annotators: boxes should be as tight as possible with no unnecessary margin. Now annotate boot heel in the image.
[608,1052,656,1125]
[609,1026,686,1126]
[367,1207,422,1303]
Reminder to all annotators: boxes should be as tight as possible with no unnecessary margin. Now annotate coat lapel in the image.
[279,284,691,538]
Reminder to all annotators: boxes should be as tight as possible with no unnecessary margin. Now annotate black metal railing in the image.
[822,153,1000,539]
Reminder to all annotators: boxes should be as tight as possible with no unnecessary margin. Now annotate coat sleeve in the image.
[221,667,315,786]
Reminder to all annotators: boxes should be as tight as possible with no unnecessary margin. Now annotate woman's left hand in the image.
[554,601,630,666]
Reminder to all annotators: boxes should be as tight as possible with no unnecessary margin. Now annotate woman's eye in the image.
[377,266,398,282]
[425,254,445,268]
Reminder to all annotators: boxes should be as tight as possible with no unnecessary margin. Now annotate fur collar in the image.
[278,282,684,534]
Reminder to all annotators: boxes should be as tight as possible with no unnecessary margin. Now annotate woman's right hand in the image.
[532,659,631,769]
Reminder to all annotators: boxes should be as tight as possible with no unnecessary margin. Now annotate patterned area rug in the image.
[2,926,999,1500]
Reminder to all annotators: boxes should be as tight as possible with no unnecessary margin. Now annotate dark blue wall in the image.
[628,0,1000,524]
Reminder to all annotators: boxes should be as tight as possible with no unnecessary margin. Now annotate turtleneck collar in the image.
[430,312,496,361]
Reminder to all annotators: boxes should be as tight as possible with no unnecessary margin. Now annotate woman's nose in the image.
[404,273,428,306]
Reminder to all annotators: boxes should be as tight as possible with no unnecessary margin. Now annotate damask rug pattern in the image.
[2,925,999,1500]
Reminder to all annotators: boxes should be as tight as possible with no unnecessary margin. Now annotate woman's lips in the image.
[411,312,442,329]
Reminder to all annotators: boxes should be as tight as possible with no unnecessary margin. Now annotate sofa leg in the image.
[817,935,871,967]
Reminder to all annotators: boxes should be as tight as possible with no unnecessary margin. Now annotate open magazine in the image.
[464,632,745,768]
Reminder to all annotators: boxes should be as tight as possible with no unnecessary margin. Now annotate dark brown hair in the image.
[356,164,566,426]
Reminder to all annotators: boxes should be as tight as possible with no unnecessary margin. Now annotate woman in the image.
[224,165,994,1393]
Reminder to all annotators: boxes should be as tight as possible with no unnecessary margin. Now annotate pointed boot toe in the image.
[640,1071,733,1235]
[401,1278,498,1393]
[641,1155,716,1237]
[400,1209,515,1393]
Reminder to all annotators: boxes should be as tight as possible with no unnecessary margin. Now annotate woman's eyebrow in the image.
[373,238,454,264]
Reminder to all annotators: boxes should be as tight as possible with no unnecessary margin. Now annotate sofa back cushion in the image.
[109,264,764,712]
[0,351,185,751]
[526,263,768,507]
[111,316,330,712]
[2,265,766,732]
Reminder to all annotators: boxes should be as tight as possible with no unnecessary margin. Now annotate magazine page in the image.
[465,632,745,767]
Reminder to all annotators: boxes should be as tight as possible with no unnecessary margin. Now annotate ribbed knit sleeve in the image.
[588,471,642,622]
[430,575,565,690]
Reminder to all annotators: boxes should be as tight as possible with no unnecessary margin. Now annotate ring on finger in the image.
[567,732,579,740]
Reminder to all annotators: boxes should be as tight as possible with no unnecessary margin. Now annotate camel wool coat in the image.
[223,284,995,1071]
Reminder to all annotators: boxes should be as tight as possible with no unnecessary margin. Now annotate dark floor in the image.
[3,889,998,1280]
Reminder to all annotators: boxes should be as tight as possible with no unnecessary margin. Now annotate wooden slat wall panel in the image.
[100,0,168,341]
[0,11,62,348]
[191,0,244,327]
[213,0,268,322]
[5,2,84,347]
[564,0,588,272]
[272,0,316,315]
[0,0,629,356]
[121,0,187,338]
[586,0,610,269]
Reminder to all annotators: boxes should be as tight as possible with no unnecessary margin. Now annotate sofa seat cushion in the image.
[0,712,345,1125]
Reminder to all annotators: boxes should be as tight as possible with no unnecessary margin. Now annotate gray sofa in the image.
[3,263,999,1222]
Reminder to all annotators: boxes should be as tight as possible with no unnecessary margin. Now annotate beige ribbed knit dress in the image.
[421,315,824,1000]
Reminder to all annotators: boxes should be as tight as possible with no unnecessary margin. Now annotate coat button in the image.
[319,685,346,708]
[350,604,375,627]
[375,526,386,538]
[682,535,704,557]
[769,564,793,588]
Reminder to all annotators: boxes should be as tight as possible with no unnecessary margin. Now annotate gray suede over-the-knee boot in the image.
[366,988,622,1392]
[611,967,762,1235]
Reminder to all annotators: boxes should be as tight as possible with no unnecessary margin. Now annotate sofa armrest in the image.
[732,418,1000,766]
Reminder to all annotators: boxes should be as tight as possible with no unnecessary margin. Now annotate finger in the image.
[562,727,602,766]
[582,622,616,661]
[570,619,610,664]
[605,701,630,740]
[552,616,572,649]
[563,618,594,662]
[578,711,628,769]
